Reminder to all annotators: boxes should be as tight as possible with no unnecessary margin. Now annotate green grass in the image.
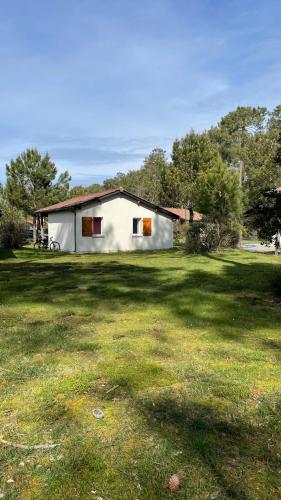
[0,247,281,499]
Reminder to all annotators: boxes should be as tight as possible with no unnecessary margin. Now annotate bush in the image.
[220,222,240,248]
[185,221,240,253]
[174,220,188,243]
[0,205,26,248]
[186,222,219,253]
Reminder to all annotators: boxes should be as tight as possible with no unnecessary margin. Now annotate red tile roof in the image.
[35,188,120,214]
[164,207,203,221]
[35,188,180,219]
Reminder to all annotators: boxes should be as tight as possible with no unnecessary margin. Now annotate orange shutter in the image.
[143,218,152,236]
[82,217,93,236]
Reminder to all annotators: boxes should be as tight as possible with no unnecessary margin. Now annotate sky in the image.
[0,0,280,186]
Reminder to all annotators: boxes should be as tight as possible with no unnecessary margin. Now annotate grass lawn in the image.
[0,247,281,499]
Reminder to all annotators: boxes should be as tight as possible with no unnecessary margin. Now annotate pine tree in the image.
[5,149,71,214]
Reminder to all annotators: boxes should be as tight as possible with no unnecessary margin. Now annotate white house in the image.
[35,188,179,253]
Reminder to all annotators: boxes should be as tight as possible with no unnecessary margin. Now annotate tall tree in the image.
[268,104,281,135]
[248,133,281,250]
[207,106,281,211]
[103,149,169,204]
[5,149,71,214]
[69,183,102,197]
[274,130,281,166]
[103,172,127,190]
[161,131,221,214]
[0,200,26,248]
[194,159,242,224]
[242,132,281,209]
[248,188,281,252]
[209,106,268,165]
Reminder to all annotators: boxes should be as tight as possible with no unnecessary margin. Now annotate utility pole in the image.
[239,160,244,247]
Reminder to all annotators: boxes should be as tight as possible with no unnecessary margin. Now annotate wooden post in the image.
[33,215,38,243]
[40,215,44,240]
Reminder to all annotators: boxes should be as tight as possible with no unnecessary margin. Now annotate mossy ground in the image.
[0,247,280,499]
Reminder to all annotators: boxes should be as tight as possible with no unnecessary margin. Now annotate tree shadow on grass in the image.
[0,314,103,359]
[0,251,281,498]
[0,248,16,260]
[0,254,280,301]
[137,395,281,499]
[0,253,280,359]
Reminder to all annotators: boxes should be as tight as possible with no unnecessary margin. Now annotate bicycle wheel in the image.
[49,241,60,251]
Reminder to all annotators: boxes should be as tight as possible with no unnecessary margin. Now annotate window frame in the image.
[132,217,142,237]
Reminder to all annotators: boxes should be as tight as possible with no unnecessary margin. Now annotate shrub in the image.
[174,220,188,243]
[220,222,240,248]
[186,221,240,253]
[186,222,219,253]
[0,205,26,248]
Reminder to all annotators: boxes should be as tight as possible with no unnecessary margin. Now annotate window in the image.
[143,218,152,236]
[93,217,102,235]
[132,218,141,235]
[82,217,103,236]
[82,217,93,237]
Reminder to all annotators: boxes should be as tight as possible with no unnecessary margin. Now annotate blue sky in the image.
[0,0,280,186]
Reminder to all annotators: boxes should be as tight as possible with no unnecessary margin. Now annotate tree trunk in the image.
[33,215,37,243]
[275,232,281,256]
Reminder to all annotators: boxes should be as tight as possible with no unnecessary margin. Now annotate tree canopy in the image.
[104,148,169,204]
[97,105,281,215]
[5,149,71,214]
[248,133,281,246]
[165,131,221,207]
[248,189,281,246]
[207,105,281,211]
[195,159,242,224]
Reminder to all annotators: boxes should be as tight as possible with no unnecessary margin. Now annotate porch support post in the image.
[33,214,39,243]
[73,208,77,252]
[40,215,44,240]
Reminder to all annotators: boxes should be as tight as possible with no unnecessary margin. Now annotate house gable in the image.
[35,188,179,220]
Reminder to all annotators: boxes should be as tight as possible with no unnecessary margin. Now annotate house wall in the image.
[48,194,174,253]
[48,211,75,252]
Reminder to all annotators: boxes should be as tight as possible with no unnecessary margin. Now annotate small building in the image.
[163,207,203,222]
[35,188,179,253]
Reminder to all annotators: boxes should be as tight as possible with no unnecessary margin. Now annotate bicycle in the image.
[34,236,60,251]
